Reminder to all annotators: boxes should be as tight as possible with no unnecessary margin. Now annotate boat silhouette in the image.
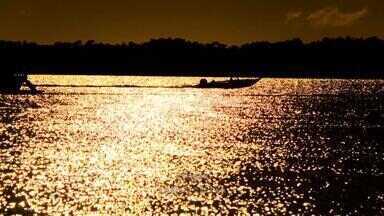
[196,78,261,89]
[0,71,38,94]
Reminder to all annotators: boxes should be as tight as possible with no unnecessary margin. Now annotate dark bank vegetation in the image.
[1,37,384,78]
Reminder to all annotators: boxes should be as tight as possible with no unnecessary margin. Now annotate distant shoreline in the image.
[1,37,384,79]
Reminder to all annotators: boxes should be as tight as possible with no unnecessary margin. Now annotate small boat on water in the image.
[196,78,261,89]
[0,71,38,94]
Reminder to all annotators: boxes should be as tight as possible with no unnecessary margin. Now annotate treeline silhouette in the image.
[1,37,384,78]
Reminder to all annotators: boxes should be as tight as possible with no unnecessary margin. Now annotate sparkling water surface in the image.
[1,76,384,215]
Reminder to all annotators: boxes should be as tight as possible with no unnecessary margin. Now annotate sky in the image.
[0,0,383,44]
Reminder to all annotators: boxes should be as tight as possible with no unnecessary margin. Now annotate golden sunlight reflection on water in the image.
[1,76,384,214]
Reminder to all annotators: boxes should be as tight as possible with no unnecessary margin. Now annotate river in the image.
[1,76,383,214]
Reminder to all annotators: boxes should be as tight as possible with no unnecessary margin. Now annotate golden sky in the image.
[0,0,382,44]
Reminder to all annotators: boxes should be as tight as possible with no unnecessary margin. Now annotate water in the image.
[1,76,384,214]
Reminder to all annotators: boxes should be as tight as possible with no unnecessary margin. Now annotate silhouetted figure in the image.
[199,79,208,88]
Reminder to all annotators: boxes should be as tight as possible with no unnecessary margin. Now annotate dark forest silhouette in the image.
[1,37,384,78]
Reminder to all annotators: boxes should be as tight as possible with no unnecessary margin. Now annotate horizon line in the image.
[1,36,383,46]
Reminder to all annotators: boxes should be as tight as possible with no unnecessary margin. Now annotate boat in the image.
[196,78,261,89]
[0,73,27,92]
[0,66,38,94]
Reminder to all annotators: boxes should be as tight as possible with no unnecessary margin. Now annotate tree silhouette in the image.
[0,37,383,78]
